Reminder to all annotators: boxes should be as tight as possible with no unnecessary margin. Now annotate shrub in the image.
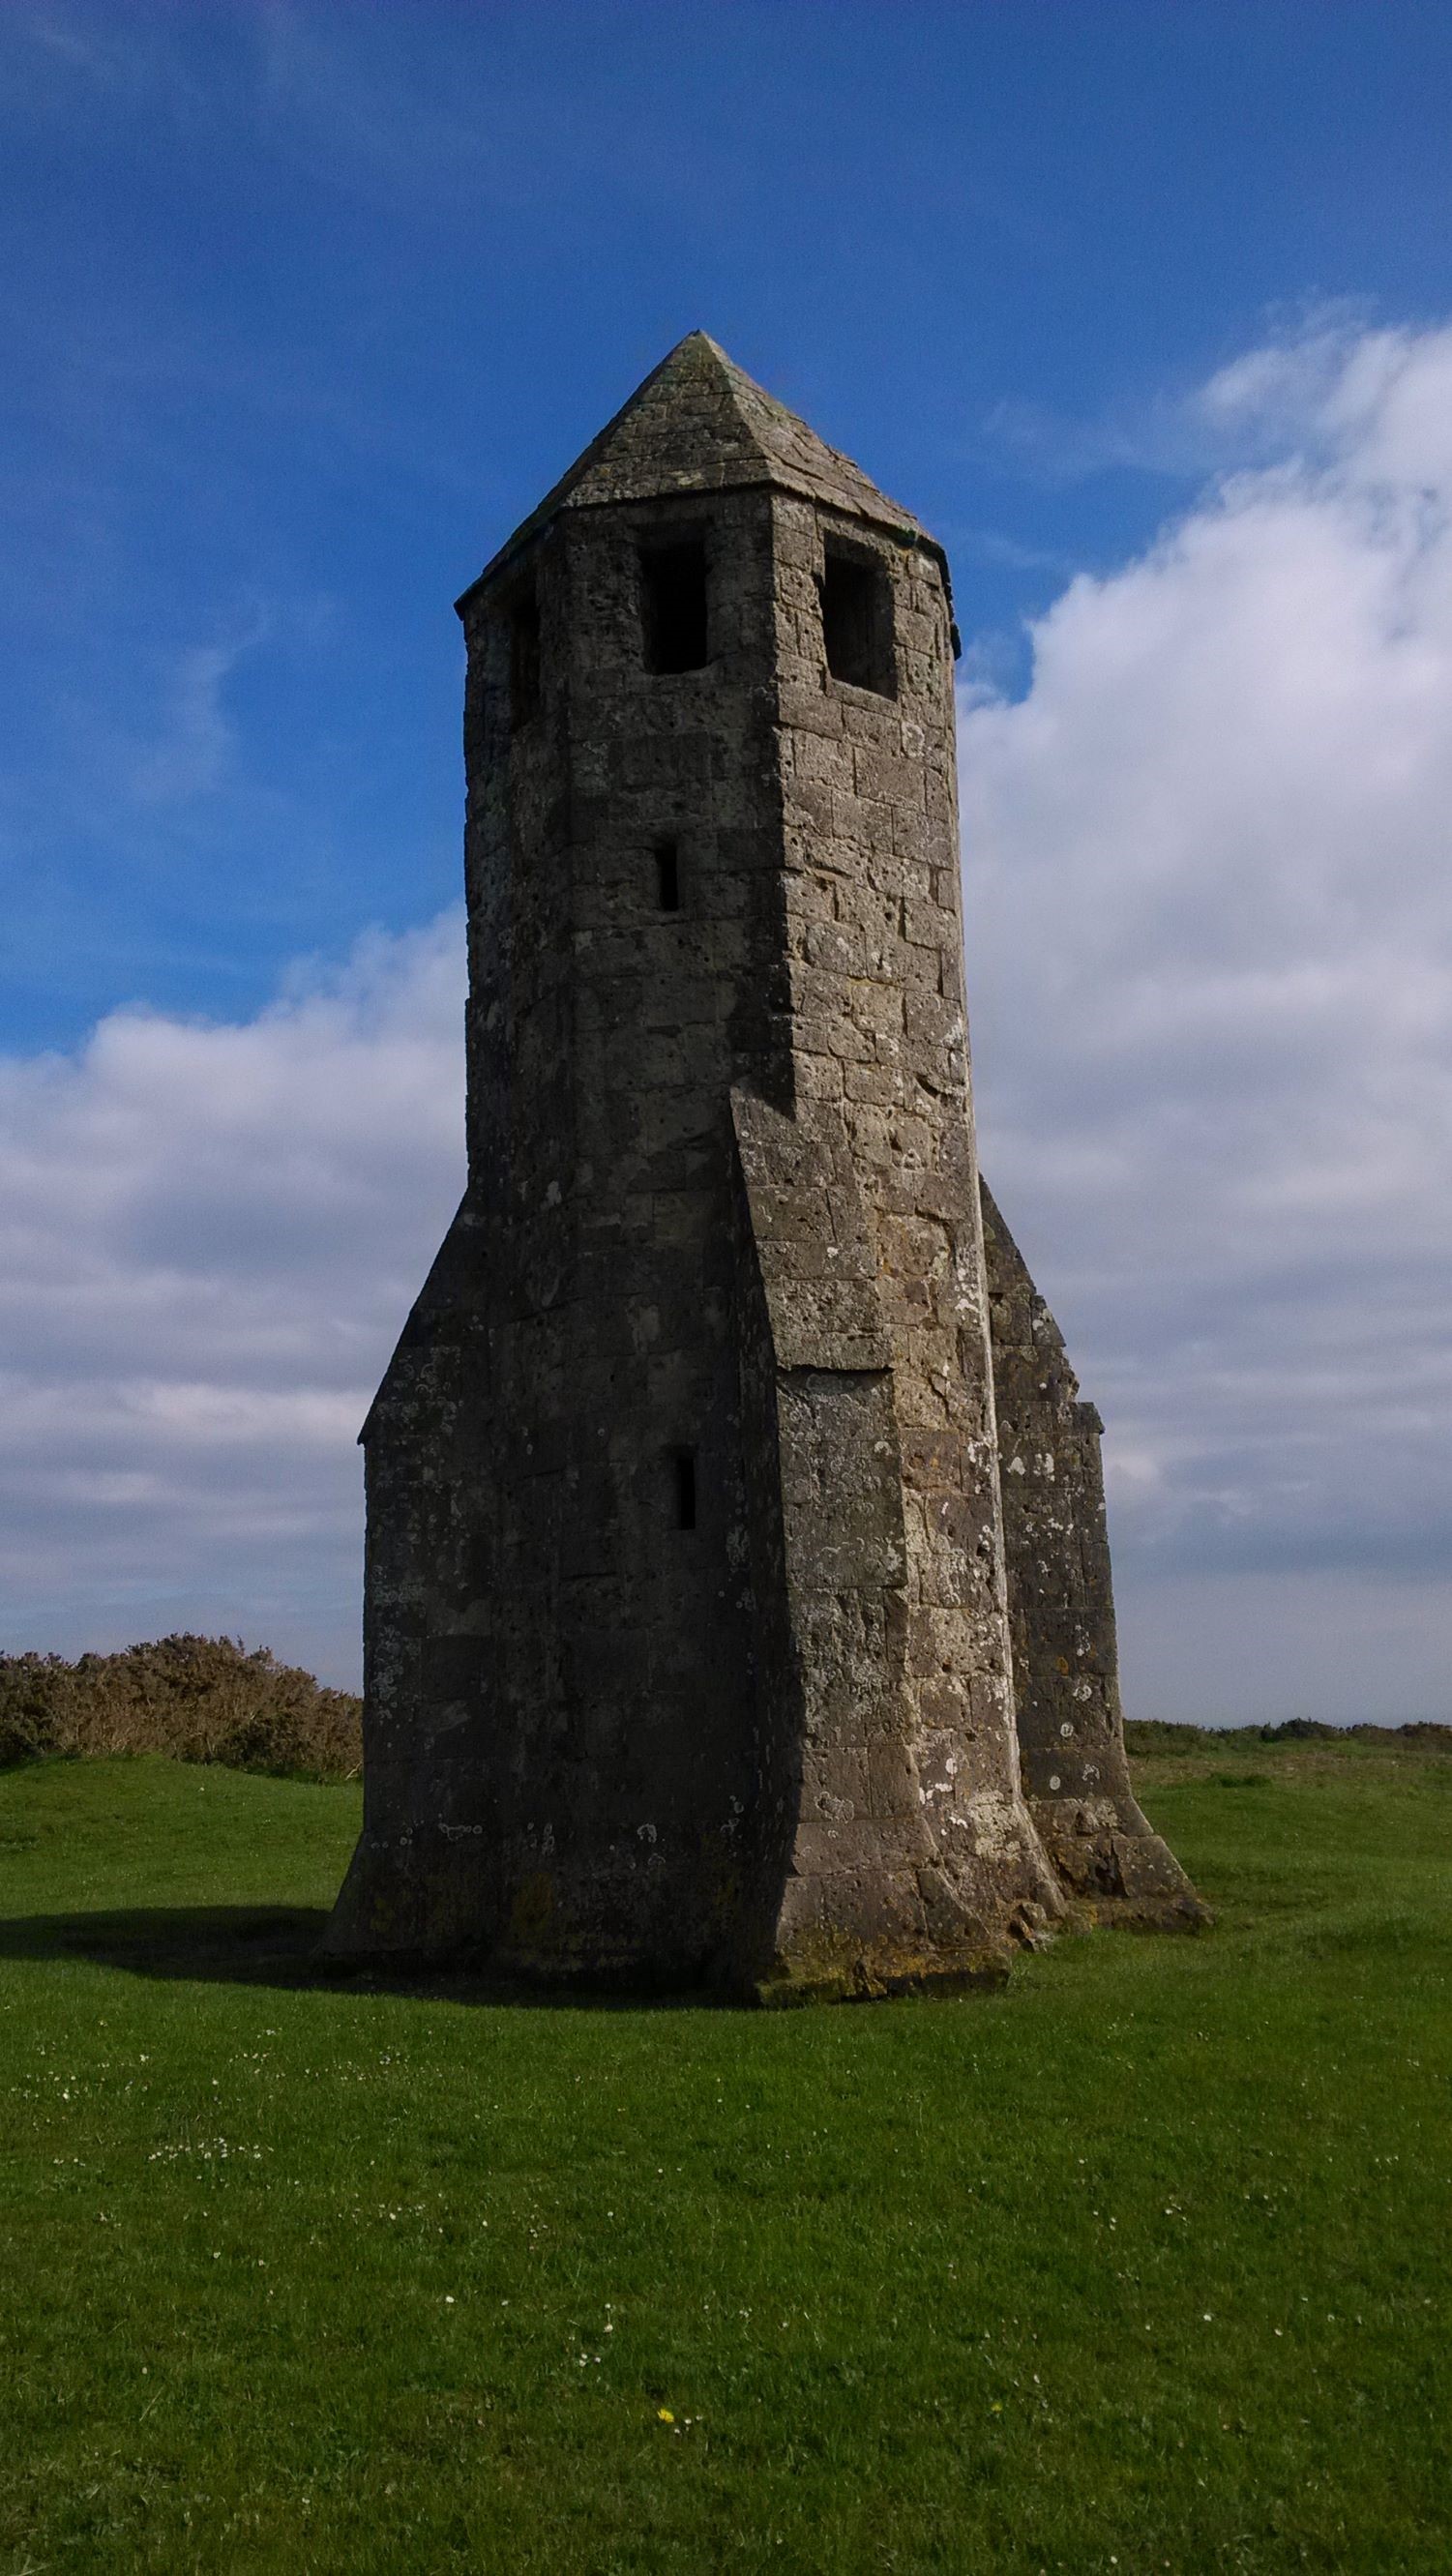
[1124,1715,1452,1756]
[0,1658,66,1766]
[1122,1719,1225,1755]
[0,1636,362,1781]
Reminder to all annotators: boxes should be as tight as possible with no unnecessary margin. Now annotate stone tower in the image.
[327,334,1201,1998]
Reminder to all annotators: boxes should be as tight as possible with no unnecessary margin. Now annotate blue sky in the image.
[8,0,1451,1045]
[3,2,1451,1716]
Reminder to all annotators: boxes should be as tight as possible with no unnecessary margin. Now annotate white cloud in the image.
[963,315,1452,1721]
[0,912,465,1682]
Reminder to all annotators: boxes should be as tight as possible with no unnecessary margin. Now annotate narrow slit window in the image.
[509,584,541,726]
[670,1448,697,1531]
[655,839,681,911]
[820,548,895,696]
[640,540,708,673]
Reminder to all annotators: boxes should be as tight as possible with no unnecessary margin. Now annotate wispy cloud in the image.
[937,523,1079,579]
[977,300,1383,489]
[5,0,208,114]
[128,614,269,807]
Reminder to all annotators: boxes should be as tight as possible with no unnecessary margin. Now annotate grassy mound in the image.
[0,1732,1447,2571]
[0,1634,361,1779]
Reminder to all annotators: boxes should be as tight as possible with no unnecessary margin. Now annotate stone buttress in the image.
[326,333,1201,1994]
[981,1185,1207,1928]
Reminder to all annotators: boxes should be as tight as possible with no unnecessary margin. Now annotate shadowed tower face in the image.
[328,334,1200,1997]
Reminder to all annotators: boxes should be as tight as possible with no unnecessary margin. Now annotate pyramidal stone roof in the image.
[461,332,933,602]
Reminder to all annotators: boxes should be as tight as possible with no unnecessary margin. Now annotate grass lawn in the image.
[0,1742,1448,2574]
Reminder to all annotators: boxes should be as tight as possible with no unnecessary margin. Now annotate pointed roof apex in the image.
[462,333,933,600]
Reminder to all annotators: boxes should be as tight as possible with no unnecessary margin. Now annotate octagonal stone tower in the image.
[327,334,1200,1997]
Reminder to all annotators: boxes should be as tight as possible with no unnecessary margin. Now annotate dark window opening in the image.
[640,541,708,673]
[670,1448,697,1531]
[820,548,895,696]
[655,839,681,911]
[509,584,541,727]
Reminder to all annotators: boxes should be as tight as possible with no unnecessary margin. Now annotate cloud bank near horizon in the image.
[0,915,466,1685]
[3,316,1449,1716]
[961,314,1452,1718]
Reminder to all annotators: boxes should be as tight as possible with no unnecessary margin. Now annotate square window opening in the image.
[669,1447,697,1531]
[655,839,681,911]
[640,540,708,673]
[508,583,542,727]
[820,548,895,696]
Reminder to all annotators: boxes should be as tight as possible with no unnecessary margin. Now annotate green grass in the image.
[1,1745,1448,2574]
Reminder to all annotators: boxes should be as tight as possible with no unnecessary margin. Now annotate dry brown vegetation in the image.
[0,1634,362,1780]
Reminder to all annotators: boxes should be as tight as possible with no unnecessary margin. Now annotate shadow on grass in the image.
[0,1907,731,2009]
